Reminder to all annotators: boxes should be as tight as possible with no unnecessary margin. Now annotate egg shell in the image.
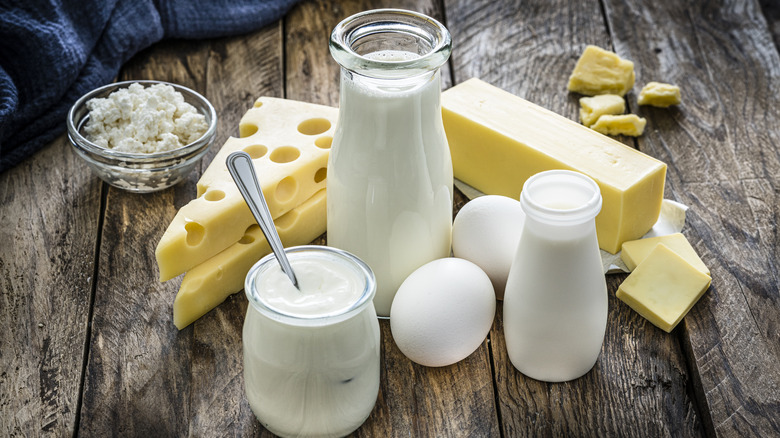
[390,258,496,367]
[452,195,525,299]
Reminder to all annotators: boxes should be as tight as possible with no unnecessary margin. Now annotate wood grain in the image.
[0,135,100,436]
[445,0,703,435]
[602,0,780,436]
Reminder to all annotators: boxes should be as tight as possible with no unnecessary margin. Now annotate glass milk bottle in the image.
[503,170,608,382]
[327,9,453,317]
[243,246,380,438]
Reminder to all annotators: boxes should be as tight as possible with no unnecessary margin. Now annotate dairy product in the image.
[638,82,681,107]
[590,114,646,137]
[621,232,709,275]
[617,244,711,332]
[579,94,625,127]
[503,170,608,382]
[173,189,326,329]
[84,82,208,153]
[441,78,667,253]
[243,247,380,437]
[328,50,453,316]
[156,97,337,281]
[567,45,635,96]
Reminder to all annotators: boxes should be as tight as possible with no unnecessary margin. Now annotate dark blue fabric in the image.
[0,0,299,173]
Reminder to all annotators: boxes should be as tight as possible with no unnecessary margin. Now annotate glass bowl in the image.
[67,80,217,193]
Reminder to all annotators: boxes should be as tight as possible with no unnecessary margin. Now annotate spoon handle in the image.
[226,151,300,289]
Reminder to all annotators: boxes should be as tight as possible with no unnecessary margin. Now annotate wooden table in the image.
[2,0,779,436]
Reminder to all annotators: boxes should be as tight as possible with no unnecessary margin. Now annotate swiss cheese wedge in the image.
[173,189,327,329]
[442,78,667,253]
[156,97,338,281]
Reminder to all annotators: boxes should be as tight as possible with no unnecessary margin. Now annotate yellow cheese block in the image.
[156,97,338,281]
[621,233,709,276]
[441,78,667,253]
[590,114,646,137]
[579,94,625,127]
[638,82,681,107]
[173,189,327,329]
[567,45,635,96]
[617,244,711,332]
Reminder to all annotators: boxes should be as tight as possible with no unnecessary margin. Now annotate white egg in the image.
[452,195,525,299]
[390,258,495,367]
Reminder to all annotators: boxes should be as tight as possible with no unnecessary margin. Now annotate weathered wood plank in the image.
[0,134,100,435]
[602,0,780,436]
[77,24,284,435]
[444,0,704,435]
[284,1,499,436]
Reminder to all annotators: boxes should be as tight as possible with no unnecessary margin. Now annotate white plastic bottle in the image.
[327,9,453,317]
[242,246,380,437]
[503,170,608,382]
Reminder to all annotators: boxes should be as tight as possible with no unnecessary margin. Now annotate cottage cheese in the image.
[84,82,208,154]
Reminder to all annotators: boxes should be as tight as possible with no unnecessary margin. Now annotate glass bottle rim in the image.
[329,8,452,77]
[520,170,603,224]
[244,245,377,326]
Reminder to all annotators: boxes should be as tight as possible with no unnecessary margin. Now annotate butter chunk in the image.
[156,97,337,281]
[567,45,635,96]
[617,244,711,332]
[580,94,625,127]
[621,233,709,275]
[638,82,681,107]
[173,189,327,329]
[591,114,646,137]
[442,78,667,253]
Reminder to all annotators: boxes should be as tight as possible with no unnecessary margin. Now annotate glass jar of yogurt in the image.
[243,245,380,437]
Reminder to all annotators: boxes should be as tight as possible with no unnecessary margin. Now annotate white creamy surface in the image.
[257,257,364,317]
[328,49,453,317]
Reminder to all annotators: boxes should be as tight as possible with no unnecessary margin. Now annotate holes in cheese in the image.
[314,167,327,183]
[270,146,301,163]
[315,136,332,149]
[275,176,298,202]
[203,190,225,202]
[297,118,331,135]
[441,78,666,254]
[240,123,258,138]
[185,222,205,246]
[156,97,338,282]
[173,189,327,329]
[243,144,268,159]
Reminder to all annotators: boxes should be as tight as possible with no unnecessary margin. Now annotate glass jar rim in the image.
[520,170,603,224]
[244,245,377,326]
[329,8,452,77]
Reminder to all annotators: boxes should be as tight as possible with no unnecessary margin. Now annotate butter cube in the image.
[442,78,667,254]
[156,97,337,281]
[621,233,709,275]
[617,244,711,332]
[638,82,681,107]
[567,45,636,96]
[591,114,646,137]
[579,94,625,127]
[173,189,327,329]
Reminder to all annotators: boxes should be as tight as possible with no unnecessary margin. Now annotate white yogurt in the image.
[243,247,380,437]
[327,50,453,317]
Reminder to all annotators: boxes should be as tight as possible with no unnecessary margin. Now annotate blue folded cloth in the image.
[0,0,299,173]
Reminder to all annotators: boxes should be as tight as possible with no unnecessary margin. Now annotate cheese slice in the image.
[617,244,711,332]
[156,97,338,281]
[173,189,327,329]
[567,45,635,97]
[621,233,709,275]
[442,78,667,253]
[590,114,646,137]
[638,82,681,107]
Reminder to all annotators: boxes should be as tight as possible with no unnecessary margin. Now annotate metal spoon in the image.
[226,151,300,290]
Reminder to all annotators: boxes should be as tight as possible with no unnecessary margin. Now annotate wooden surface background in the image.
[1,0,779,436]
